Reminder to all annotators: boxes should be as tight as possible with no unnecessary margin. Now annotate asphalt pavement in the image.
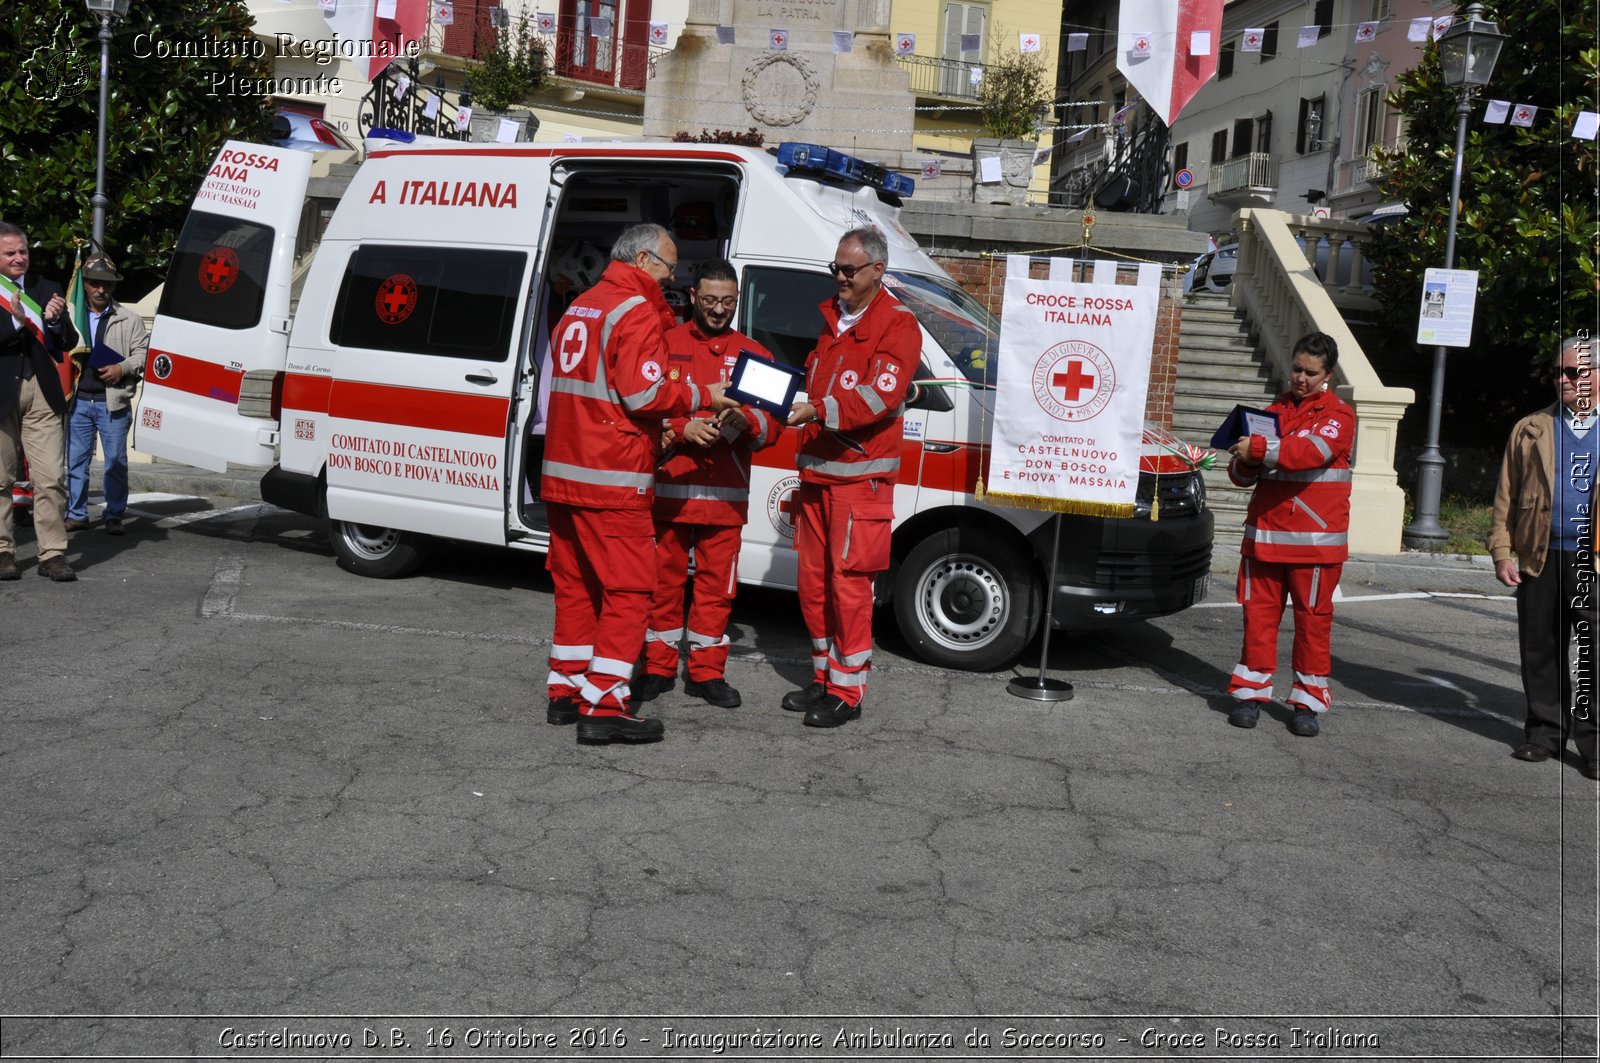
[2,458,1591,1063]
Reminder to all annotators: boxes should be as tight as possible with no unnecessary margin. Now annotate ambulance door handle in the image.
[464,371,499,386]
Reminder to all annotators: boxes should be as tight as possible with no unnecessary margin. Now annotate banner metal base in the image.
[1008,675,1074,702]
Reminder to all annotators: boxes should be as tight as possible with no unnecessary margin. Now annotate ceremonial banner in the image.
[983,259,1158,516]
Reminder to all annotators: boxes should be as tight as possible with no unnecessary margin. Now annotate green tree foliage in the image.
[467,21,547,112]
[978,50,1050,141]
[2,0,272,295]
[1371,1,1597,365]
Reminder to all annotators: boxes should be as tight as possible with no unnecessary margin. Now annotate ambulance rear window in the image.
[157,211,274,330]
[331,245,526,361]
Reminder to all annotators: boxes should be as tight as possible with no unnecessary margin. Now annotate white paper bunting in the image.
[392,72,410,100]
[422,91,440,118]
[715,25,735,45]
[435,2,453,26]
[769,28,787,50]
[318,0,336,12]
[1020,33,1041,53]
[1240,28,1264,52]
[536,11,555,33]
[921,158,942,180]
[1189,30,1211,56]
[833,30,852,53]
[1129,32,1151,57]
[648,20,668,45]
[456,106,471,130]
[1355,21,1378,43]
[895,33,915,56]
[589,16,611,37]
[960,32,979,52]
[1510,104,1537,128]
[1483,99,1510,124]
[376,0,396,19]
[1067,32,1088,52]
[1432,16,1453,40]
[1406,18,1429,42]
[1573,111,1600,140]
[969,65,984,86]
[1296,25,1318,48]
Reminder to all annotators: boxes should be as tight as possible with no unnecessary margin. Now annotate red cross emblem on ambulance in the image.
[198,246,240,294]
[375,274,419,325]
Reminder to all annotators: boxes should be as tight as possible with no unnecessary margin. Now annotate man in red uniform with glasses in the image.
[634,259,782,709]
[782,226,922,728]
[542,224,739,744]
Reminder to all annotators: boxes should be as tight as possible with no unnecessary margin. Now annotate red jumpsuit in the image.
[1226,387,1355,714]
[794,289,922,707]
[542,261,700,715]
[644,322,782,682]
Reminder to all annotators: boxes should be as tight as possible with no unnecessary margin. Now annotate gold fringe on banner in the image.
[978,486,1136,519]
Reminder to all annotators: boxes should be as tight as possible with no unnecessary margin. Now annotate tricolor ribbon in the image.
[0,274,62,361]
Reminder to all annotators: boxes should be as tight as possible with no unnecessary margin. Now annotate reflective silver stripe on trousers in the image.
[832,646,873,668]
[544,460,654,490]
[646,626,683,644]
[1308,564,1321,606]
[550,643,593,661]
[590,655,634,678]
[687,629,728,649]
[1264,467,1352,483]
[1243,527,1348,548]
[654,483,749,501]
[796,455,900,478]
[827,667,868,688]
[1241,558,1251,601]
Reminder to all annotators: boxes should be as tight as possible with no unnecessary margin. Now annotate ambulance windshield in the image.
[884,271,999,387]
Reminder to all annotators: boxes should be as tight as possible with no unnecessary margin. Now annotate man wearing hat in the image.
[66,254,147,537]
[0,221,78,582]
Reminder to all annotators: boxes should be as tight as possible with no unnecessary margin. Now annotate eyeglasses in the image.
[696,295,737,310]
[828,260,881,279]
[644,248,678,271]
[1559,366,1595,380]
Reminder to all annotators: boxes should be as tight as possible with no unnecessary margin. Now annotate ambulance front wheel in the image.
[328,519,430,578]
[893,526,1043,671]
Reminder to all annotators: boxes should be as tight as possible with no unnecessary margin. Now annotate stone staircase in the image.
[1172,292,1279,559]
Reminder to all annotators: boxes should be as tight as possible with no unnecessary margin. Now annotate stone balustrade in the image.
[1233,207,1414,554]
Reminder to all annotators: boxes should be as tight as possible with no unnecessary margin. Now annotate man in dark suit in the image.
[0,221,79,581]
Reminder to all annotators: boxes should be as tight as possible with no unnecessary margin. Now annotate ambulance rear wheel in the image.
[328,519,429,578]
[893,527,1042,671]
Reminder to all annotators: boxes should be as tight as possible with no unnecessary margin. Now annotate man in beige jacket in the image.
[65,255,148,537]
[1488,335,1598,779]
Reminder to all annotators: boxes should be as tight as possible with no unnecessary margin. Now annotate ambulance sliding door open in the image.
[507,161,745,535]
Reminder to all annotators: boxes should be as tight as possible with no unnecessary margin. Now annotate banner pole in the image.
[1008,513,1073,702]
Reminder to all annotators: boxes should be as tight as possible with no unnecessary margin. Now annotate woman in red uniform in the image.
[1225,332,1354,737]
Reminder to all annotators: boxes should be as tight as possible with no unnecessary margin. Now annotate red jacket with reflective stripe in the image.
[541,261,698,510]
[795,287,922,487]
[653,322,782,526]
[1228,388,1355,563]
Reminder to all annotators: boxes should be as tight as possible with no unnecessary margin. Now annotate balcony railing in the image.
[550,30,671,93]
[895,54,981,102]
[1209,152,1278,196]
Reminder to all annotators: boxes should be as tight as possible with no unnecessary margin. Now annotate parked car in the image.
[270,110,357,153]
[1184,243,1237,294]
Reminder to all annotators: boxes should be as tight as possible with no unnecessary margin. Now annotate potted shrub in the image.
[466,24,547,142]
[972,49,1050,205]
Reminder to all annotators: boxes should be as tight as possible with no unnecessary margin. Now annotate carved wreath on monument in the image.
[741,52,819,127]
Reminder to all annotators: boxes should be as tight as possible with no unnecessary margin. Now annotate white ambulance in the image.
[134,137,1213,671]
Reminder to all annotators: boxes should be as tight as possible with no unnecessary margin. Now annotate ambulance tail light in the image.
[776,142,915,199]
[239,369,285,421]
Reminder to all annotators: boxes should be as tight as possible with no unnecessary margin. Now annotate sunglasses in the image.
[828,260,880,279]
[1559,366,1594,380]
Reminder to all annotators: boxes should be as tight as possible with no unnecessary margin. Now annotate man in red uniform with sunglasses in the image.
[782,226,921,728]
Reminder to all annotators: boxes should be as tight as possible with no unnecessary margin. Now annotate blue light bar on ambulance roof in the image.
[776,142,915,199]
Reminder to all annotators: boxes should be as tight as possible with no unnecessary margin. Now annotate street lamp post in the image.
[84,0,132,256]
[1401,2,1506,548]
